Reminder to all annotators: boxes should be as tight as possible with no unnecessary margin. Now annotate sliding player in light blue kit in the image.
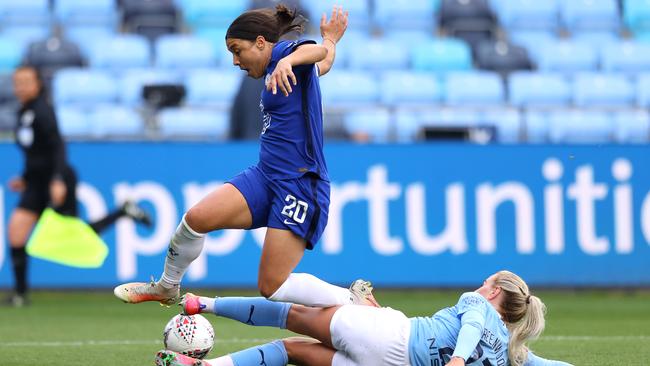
[155,270,573,366]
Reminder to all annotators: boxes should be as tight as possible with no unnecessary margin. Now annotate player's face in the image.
[227,37,269,79]
[13,68,41,104]
[475,274,499,299]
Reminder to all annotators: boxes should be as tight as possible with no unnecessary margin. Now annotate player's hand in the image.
[445,357,466,366]
[267,58,296,96]
[8,176,26,192]
[49,179,67,207]
[320,5,348,44]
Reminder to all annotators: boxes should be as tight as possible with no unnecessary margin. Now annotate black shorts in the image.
[18,165,78,216]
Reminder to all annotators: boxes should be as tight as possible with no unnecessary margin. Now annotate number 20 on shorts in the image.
[281,194,308,224]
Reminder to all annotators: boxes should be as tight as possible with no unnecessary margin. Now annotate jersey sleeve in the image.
[451,292,488,361]
[273,39,318,75]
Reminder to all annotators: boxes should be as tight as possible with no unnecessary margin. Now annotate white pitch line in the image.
[1,336,648,348]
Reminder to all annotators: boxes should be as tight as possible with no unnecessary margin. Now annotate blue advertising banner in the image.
[1,142,650,287]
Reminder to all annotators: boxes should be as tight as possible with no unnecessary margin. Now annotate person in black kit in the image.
[5,65,152,307]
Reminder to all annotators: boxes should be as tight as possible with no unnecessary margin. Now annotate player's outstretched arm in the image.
[317,5,348,77]
[268,44,327,96]
[525,350,574,366]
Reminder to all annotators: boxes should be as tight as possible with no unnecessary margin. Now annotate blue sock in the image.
[230,340,288,366]
[214,297,291,329]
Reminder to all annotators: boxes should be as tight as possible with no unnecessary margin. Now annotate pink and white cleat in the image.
[179,293,204,315]
[155,350,211,366]
[113,280,179,306]
[349,279,381,307]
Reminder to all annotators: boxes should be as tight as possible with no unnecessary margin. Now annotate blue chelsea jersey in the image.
[409,292,510,366]
[257,39,329,181]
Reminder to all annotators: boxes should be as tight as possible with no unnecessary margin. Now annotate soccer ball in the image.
[163,314,215,359]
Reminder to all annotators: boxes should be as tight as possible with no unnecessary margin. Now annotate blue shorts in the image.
[228,166,330,249]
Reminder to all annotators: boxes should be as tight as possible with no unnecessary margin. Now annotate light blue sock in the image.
[230,340,288,366]
[214,297,291,328]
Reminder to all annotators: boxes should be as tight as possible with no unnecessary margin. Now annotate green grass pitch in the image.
[0,289,648,365]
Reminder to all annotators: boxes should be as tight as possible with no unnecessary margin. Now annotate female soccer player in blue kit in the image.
[114,5,375,308]
[155,270,573,366]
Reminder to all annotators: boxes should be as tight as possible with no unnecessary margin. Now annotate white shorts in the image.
[329,305,411,366]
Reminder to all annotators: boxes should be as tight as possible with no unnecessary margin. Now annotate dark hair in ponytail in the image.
[226,4,305,43]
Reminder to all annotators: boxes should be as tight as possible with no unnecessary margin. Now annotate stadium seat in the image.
[0,73,15,104]
[394,109,426,142]
[383,30,436,49]
[119,68,181,106]
[122,0,179,41]
[536,41,598,72]
[635,73,650,106]
[508,30,558,61]
[411,38,472,72]
[374,0,438,31]
[53,69,118,108]
[331,29,371,69]
[561,0,620,31]
[547,109,613,143]
[180,0,247,29]
[444,72,504,105]
[574,73,635,107]
[155,35,215,69]
[0,37,22,72]
[343,108,392,143]
[319,70,379,108]
[508,72,572,107]
[54,0,117,28]
[481,108,522,143]
[492,0,560,30]
[523,109,550,143]
[347,38,409,71]
[571,31,619,48]
[64,26,115,58]
[56,106,91,138]
[439,0,497,48]
[195,27,227,53]
[613,109,650,143]
[601,41,650,73]
[475,40,533,75]
[0,0,50,26]
[395,107,482,141]
[89,35,151,70]
[158,108,229,139]
[380,71,442,106]
[303,0,371,31]
[90,105,144,138]
[623,0,650,34]
[24,37,85,83]
[185,69,243,108]
[0,26,51,49]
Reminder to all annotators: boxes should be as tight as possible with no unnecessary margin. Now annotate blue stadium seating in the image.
[574,73,635,107]
[482,108,522,143]
[347,38,410,70]
[374,0,438,31]
[56,106,91,138]
[343,108,392,142]
[155,35,216,69]
[635,73,650,106]
[304,0,371,31]
[0,72,14,104]
[492,0,560,30]
[411,38,472,72]
[53,69,118,108]
[64,26,115,58]
[571,31,619,48]
[319,70,379,108]
[395,107,482,141]
[624,0,650,34]
[0,37,21,72]
[380,71,442,106]
[185,69,243,108]
[89,35,150,71]
[1,26,50,49]
[90,105,144,138]
[475,40,533,75]
[523,110,550,143]
[613,109,650,143]
[158,108,229,139]
[54,0,117,28]
[195,27,227,52]
[561,0,620,31]
[179,0,247,29]
[445,72,504,105]
[119,68,181,106]
[509,72,571,107]
[601,41,650,73]
[536,41,598,72]
[384,30,436,49]
[0,0,50,26]
[508,31,557,61]
[547,109,613,143]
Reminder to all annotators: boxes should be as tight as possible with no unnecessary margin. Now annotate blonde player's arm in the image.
[317,6,348,77]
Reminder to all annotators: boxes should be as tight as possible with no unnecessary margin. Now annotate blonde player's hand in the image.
[49,179,67,207]
[8,176,26,192]
[267,58,296,96]
[321,5,348,44]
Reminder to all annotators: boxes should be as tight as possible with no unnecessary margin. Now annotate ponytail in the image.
[226,4,305,43]
[493,271,547,366]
